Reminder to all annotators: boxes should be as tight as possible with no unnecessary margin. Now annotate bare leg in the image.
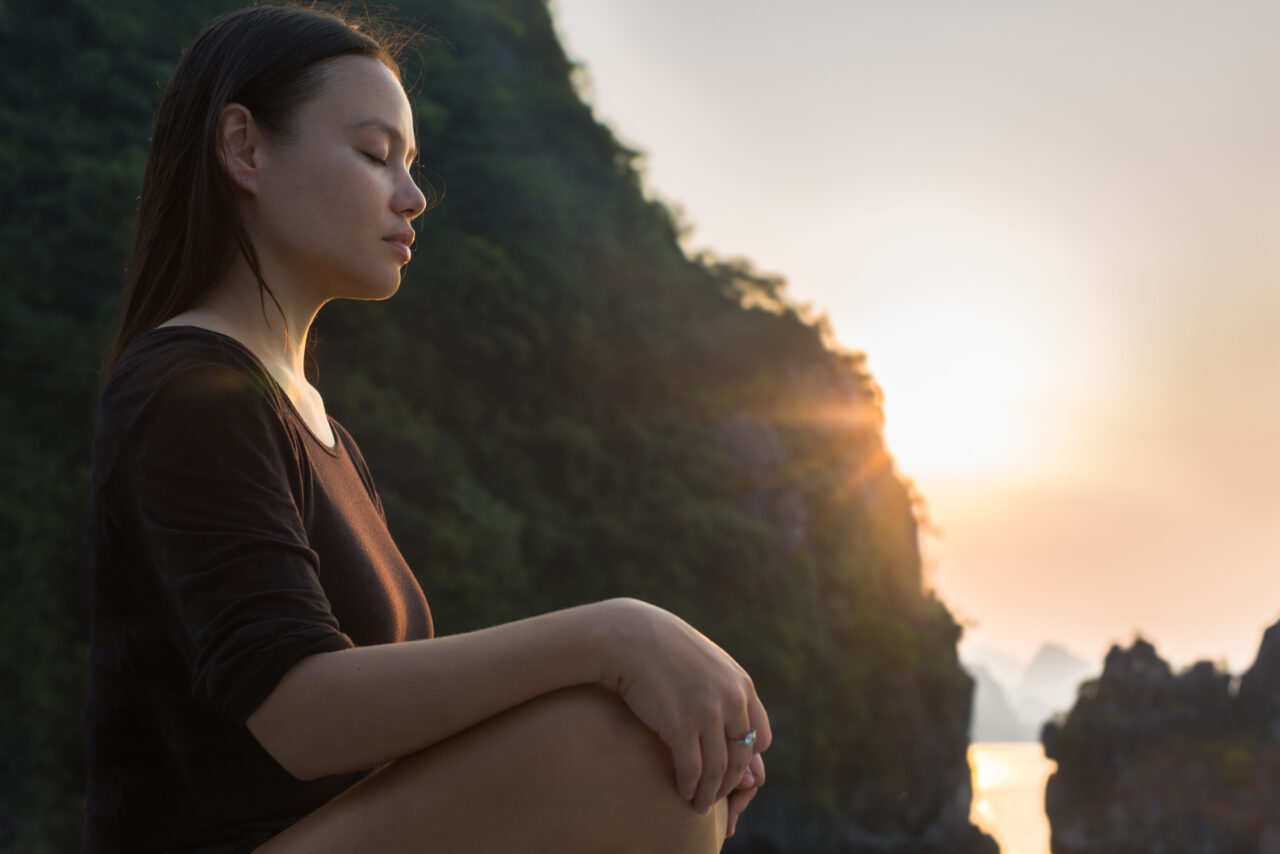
[253,684,729,853]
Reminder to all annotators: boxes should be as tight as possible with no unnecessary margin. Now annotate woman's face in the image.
[244,55,427,303]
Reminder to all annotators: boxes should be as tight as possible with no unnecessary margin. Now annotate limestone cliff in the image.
[714,361,996,854]
[1042,628,1280,854]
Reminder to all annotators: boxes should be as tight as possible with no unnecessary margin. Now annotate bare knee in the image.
[252,682,722,854]
[533,685,726,853]
[531,684,672,783]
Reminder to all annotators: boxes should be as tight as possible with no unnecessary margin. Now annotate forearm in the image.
[247,598,623,780]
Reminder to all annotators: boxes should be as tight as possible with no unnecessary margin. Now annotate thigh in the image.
[252,683,727,854]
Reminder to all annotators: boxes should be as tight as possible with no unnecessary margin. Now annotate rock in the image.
[717,414,808,554]
[1043,627,1280,854]
[1238,621,1280,738]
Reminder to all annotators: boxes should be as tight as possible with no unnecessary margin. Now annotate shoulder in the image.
[93,327,299,488]
[106,327,273,396]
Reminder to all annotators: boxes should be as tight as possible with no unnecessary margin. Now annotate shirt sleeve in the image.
[125,362,355,725]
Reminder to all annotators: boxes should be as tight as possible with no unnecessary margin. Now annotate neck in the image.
[188,254,328,384]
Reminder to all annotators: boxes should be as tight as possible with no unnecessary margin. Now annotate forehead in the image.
[300,55,413,139]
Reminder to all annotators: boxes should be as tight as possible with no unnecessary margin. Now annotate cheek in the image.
[300,158,367,221]
[259,150,385,269]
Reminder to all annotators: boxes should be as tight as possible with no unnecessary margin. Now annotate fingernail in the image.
[742,770,756,786]
[698,803,711,815]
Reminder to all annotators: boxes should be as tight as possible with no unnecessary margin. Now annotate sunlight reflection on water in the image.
[968,743,1057,854]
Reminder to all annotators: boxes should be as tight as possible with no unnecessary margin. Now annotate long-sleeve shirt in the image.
[82,325,434,853]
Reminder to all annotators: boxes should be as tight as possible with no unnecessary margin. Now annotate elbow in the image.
[244,655,331,781]
[286,758,326,783]
[279,754,324,783]
[246,698,323,781]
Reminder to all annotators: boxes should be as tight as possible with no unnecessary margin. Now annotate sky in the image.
[547,0,1280,672]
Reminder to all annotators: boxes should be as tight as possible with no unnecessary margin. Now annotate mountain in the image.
[1016,643,1097,730]
[1043,628,1280,853]
[969,665,1036,743]
[963,643,1097,743]
[964,646,1026,693]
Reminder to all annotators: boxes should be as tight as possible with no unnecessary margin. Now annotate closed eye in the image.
[364,152,388,167]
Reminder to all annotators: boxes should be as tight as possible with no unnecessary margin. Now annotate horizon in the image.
[961,625,1271,677]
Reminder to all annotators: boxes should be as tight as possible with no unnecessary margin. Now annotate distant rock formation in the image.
[969,665,1036,742]
[1016,644,1097,730]
[964,643,1096,743]
[1042,626,1280,854]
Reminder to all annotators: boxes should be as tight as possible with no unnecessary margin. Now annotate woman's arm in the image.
[249,595,771,818]
[246,598,615,781]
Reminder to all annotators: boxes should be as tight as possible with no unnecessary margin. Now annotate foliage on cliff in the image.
[1042,630,1280,854]
[0,1,985,850]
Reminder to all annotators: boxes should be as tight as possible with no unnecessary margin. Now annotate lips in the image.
[383,227,415,262]
[386,226,415,247]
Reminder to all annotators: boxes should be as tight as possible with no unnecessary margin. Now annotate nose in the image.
[396,169,429,221]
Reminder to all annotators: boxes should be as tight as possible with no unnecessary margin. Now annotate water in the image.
[968,742,1057,854]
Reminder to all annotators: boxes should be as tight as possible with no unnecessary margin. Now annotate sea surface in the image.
[968,742,1057,854]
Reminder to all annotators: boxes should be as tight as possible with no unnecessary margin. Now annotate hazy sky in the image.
[549,0,1280,672]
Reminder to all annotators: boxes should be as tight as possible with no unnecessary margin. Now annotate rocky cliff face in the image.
[1238,622,1280,741]
[1042,628,1280,854]
[716,367,996,854]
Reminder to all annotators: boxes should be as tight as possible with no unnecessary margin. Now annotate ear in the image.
[217,103,264,195]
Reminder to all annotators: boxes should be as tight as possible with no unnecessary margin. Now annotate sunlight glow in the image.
[820,206,1095,482]
[971,750,1014,790]
[968,743,1058,854]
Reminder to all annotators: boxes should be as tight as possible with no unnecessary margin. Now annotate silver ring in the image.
[729,728,757,746]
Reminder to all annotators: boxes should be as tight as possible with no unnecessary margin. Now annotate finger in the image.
[733,753,764,789]
[726,785,759,837]
[717,717,754,803]
[746,689,773,753]
[671,731,703,804]
[748,752,765,786]
[694,725,727,815]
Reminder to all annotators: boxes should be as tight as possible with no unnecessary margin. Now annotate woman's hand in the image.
[596,598,772,817]
[726,753,765,837]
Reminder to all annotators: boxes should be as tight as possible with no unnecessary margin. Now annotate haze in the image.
[549,0,1280,671]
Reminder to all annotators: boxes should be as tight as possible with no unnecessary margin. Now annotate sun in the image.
[822,206,1090,483]
[869,290,1040,480]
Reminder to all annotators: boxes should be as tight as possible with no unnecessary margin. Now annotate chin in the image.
[355,282,402,302]
[341,269,404,301]
[374,279,403,300]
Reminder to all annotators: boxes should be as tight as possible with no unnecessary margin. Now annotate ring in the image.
[729,729,757,746]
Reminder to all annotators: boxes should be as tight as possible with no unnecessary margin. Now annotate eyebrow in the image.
[345,118,419,163]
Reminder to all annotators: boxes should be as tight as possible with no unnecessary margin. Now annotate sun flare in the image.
[823,206,1092,482]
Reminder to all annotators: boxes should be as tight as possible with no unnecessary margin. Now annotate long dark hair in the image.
[102,3,416,383]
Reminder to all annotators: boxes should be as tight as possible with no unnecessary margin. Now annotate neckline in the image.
[144,325,343,457]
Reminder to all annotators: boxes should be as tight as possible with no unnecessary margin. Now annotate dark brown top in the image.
[82,326,433,853]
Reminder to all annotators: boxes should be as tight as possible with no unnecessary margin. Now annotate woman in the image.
[83,5,770,853]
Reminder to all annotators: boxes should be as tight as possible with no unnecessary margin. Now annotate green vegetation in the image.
[0,1,975,849]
